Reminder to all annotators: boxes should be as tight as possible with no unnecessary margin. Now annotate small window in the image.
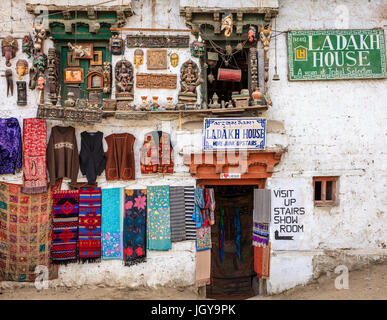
[313,176,338,206]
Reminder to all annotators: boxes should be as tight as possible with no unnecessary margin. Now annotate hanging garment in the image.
[46,126,79,186]
[78,187,102,262]
[0,118,22,175]
[123,189,147,266]
[21,118,48,194]
[219,207,225,263]
[253,222,270,246]
[254,242,271,279]
[0,182,59,282]
[196,226,212,251]
[196,249,211,287]
[79,131,107,185]
[169,186,186,242]
[208,188,216,225]
[105,133,135,181]
[101,188,123,260]
[253,189,271,223]
[140,131,174,174]
[234,207,241,261]
[147,186,171,251]
[194,188,212,251]
[192,188,204,228]
[51,190,79,264]
[184,186,196,240]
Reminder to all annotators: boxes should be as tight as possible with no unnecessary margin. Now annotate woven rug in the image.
[254,242,271,279]
[21,118,48,194]
[101,188,123,260]
[51,190,79,264]
[147,186,171,251]
[169,186,186,242]
[78,187,102,262]
[0,182,58,282]
[123,189,147,266]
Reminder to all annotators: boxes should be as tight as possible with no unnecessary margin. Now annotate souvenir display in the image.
[250,47,258,92]
[68,42,93,59]
[190,38,206,58]
[251,87,263,105]
[104,133,136,181]
[115,60,134,102]
[79,131,106,185]
[170,53,179,67]
[33,52,47,74]
[177,60,202,107]
[0,118,22,174]
[0,182,58,282]
[126,35,189,48]
[16,60,28,80]
[46,126,79,186]
[47,48,61,105]
[221,12,233,37]
[134,49,144,68]
[90,51,103,66]
[260,25,272,50]
[248,25,257,42]
[5,69,13,97]
[16,81,27,106]
[136,73,177,89]
[78,187,102,262]
[51,190,79,264]
[217,68,241,82]
[87,67,104,91]
[21,118,47,193]
[147,49,167,70]
[66,51,80,67]
[2,35,18,67]
[147,185,171,251]
[165,97,175,110]
[140,131,174,174]
[124,189,147,265]
[109,35,125,55]
[103,62,112,93]
[22,34,34,58]
[32,24,46,53]
[64,67,84,84]
[64,92,76,108]
[102,188,124,260]
[208,92,220,109]
[232,89,250,108]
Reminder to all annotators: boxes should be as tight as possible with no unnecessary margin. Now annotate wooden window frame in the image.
[313,176,338,206]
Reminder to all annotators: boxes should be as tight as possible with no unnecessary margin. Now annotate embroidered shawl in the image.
[78,187,102,262]
[0,182,58,282]
[51,190,79,264]
[101,188,123,260]
[123,189,147,266]
[21,118,48,194]
[0,118,22,175]
[147,186,171,251]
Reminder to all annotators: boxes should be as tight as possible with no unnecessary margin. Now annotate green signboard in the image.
[287,29,387,80]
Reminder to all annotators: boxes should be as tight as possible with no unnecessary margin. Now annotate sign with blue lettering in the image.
[203,118,266,151]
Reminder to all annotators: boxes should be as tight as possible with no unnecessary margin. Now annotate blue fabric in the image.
[0,118,22,174]
[192,188,204,228]
[219,207,225,263]
[234,207,241,261]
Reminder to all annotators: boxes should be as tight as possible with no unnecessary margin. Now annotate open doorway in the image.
[206,185,256,299]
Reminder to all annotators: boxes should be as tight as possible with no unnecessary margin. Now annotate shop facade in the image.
[0,0,386,296]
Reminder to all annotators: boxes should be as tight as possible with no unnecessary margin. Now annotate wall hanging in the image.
[115,60,134,107]
[134,49,144,68]
[5,69,13,97]
[147,49,167,70]
[221,12,233,37]
[177,60,203,108]
[109,35,125,55]
[2,35,18,67]
[68,42,93,59]
[136,73,177,89]
[170,53,179,67]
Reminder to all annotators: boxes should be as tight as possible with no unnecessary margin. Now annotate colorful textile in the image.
[234,207,241,261]
[184,186,196,240]
[169,186,186,242]
[147,186,171,251]
[78,187,102,262]
[219,207,225,263]
[101,188,123,260]
[196,226,211,251]
[208,188,215,225]
[0,118,22,175]
[0,182,58,282]
[51,190,79,264]
[140,131,174,174]
[254,242,271,278]
[196,249,211,286]
[123,189,147,266]
[193,188,212,251]
[192,188,204,228]
[22,118,48,194]
[253,222,270,246]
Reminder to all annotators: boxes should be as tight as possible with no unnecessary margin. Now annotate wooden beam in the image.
[110,27,191,32]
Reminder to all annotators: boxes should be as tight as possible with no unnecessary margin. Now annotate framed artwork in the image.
[90,51,103,66]
[69,43,93,59]
[64,67,84,83]
[147,49,167,70]
[67,52,80,67]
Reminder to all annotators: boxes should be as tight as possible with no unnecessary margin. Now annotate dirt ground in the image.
[0,262,386,300]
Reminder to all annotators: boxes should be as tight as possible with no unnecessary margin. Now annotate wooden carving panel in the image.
[136,73,177,89]
[126,35,189,48]
[147,49,167,70]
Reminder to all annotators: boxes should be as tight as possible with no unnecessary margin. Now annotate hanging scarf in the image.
[21,118,48,194]
[78,187,102,262]
[0,118,22,175]
[208,188,216,225]
[51,190,79,264]
[219,207,225,263]
[147,186,171,251]
[234,207,241,261]
[124,189,147,266]
[192,188,204,227]
[101,188,123,260]
[253,222,270,246]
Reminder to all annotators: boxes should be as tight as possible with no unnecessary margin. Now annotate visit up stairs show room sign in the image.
[287,29,387,80]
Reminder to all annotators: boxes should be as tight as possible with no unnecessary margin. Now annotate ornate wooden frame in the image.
[147,49,167,70]
[63,67,84,84]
